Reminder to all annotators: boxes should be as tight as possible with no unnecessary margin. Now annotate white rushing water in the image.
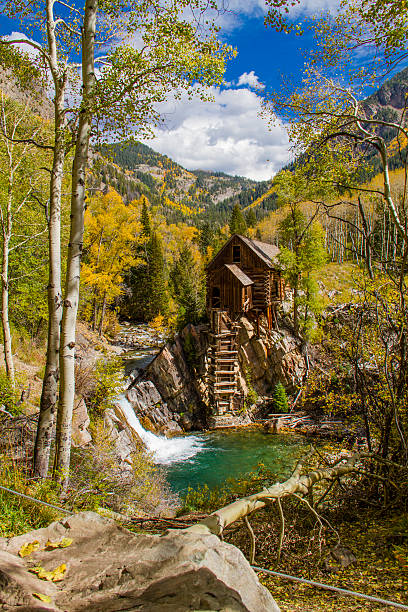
[116,395,205,465]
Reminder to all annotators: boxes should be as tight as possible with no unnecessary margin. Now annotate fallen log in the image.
[187,449,362,537]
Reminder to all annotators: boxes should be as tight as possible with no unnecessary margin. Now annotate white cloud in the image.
[237,70,265,90]
[211,0,339,32]
[2,32,42,59]
[142,85,290,181]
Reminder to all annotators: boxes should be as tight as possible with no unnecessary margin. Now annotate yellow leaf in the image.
[45,537,73,550]
[32,593,52,603]
[29,563,67,582]
[19,541,40,557]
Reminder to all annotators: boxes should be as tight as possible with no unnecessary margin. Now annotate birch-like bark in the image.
[33,0,68,477]
[1,215,14,384]
[187,451,362,537]
[0,108,17,385]
[54,0,97,488]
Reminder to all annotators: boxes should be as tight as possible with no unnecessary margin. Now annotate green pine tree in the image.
[170,244,205,329]
[199,221,214,255]
[146,231,169,319]
[245,208,257,228]
[273,382,289,413]
[229,203,247,236]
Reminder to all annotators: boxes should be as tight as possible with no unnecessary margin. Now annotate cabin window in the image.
[232,245,241,263]
[211,286,221,308]
[271,280,279,297]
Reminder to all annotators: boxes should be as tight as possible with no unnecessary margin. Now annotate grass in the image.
[0,455,61,537]
[315,262,362,306]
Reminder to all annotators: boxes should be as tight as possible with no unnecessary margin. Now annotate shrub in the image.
[179,463,276,515]
[69,419,177,516]
[81,357,124,418]
[102,309,121,339]
[0,369,21,415]
[244,366,258,410]
[273,382,289,413]
[0,454,60,537]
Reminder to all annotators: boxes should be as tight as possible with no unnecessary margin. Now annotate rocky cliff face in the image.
[0,65,53,120]
[237,315,306,396]
[125,316,306,433]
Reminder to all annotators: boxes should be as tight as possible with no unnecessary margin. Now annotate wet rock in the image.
[142,325,209,425]
[104,408,137,467]
[0,512,280,612]
[264,417,284,434]
[126,381,183,436]
[180,413,194,431]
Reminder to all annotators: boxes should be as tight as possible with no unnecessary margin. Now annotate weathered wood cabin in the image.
[206,234,284,327]
[205,234,285,418]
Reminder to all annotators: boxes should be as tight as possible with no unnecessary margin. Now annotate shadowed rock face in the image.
[124,316,306,433]
[0,512,280,612]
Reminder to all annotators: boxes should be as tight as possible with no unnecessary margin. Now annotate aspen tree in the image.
[1,5,74,476]
[3,0,232,486]
[0,98,48,385]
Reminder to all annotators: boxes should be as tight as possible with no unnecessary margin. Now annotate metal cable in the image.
[0,484,73,514]
[252,565,408,610]
[1,485,406,610]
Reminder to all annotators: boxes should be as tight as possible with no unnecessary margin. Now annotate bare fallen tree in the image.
[187,449,360,537]
[183,449,398,565]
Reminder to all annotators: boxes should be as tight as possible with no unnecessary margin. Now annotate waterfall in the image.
[115,395,205,465]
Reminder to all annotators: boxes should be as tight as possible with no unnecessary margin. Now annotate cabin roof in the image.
[224,264,254,286]
[206,234,280,271]
[239,235,280,267]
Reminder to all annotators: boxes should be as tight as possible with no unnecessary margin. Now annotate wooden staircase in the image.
[207,310,242,415]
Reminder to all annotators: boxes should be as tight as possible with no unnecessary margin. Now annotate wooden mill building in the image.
[206,234,285,416]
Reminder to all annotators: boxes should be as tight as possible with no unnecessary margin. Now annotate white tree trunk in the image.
[33,0,68,477]
[187,451,362,537]
[54,0,97,488]
[1,229,14,384]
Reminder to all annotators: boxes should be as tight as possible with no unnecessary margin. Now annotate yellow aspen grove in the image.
[81,189,142,334]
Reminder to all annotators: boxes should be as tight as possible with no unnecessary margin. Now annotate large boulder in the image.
[0,512,280,612]
[124,317,306,431]
[141,324,209,425]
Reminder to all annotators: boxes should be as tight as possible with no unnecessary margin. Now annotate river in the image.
[118,324,306,494]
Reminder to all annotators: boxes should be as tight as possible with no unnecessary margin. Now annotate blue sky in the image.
[0,0,338,180]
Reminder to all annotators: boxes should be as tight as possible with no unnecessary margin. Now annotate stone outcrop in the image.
[0,512,280,612]
[130,324,209,431]
[126,380,183,436]
[103,407,139,467]
[125,316,306,433]
[0,65,53,121]
[237,316,306,396]
[71,398,92,447]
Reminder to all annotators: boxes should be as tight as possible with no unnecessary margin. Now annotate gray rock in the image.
[330,545,357,568]
[0,550,59,610]
[0,513,280,612]
[71,398,92,447]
